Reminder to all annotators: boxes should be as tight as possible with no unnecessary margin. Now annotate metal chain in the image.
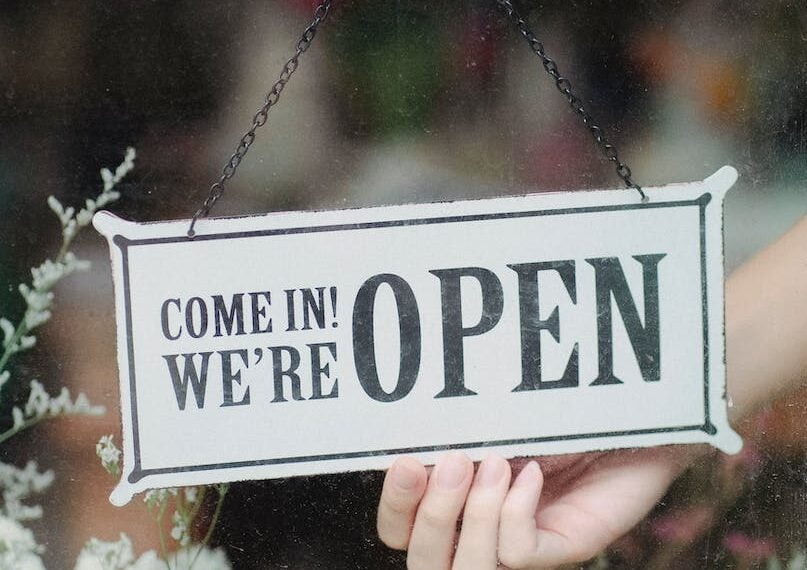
[188,0,334,236]
[495,0,647,201]
[189,0,645,235]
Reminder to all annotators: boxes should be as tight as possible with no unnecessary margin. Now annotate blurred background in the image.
[0,0,805,568]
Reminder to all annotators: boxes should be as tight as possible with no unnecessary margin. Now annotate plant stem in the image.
[0,215,77,397]
[187,487,207,532]
[156,501,172,570]
[188,485,228,569]
[201,487,226,547]
[0,321,27,379]
[0,415,47,445]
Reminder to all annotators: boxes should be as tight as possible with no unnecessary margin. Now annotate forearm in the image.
[725,215,807,422]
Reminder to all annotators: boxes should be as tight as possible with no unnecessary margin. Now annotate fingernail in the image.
[514,461,539,488]
[434,452,469,490]
[476,455,506,488]
[390,458,420,491]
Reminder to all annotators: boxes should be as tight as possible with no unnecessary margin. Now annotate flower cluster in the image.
[54,146,135,243]
[0,147,136,403]
[0,147,232,568]
[0,462,53,569]
[0,149,143,568]
[0,318,36,359]
[0,515,45,570]
[74,534,136,570]
[166,546,231,570]
[0,460,54,522]
[2,380,104,446]
[138,480,229,567]
[143,487,178,511]
[170,487,204,547]
[96,435,122,477]
[74,534,231,570]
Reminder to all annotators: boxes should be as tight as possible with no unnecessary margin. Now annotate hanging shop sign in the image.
[95,166,742,505]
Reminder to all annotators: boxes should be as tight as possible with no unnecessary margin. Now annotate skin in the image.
[376,215,807,569]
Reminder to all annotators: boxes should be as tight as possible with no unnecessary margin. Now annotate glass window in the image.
[1,1,804,568]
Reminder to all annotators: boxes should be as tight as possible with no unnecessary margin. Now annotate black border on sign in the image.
[114,195,715,483]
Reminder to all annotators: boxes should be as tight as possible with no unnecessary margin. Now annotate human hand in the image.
[377,447,699,569]
[377,216,807,568]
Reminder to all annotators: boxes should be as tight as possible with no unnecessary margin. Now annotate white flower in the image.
[100,147,136,193]
[12,406,24,429]
[183,487,198,504]
[76,208,93,227]
[170,510,190,545]
[0,515,45,570]
[127,550,163,570]
[0,515,39,548]
[63,252,92,273]
[0,461,54,496]
[1,148,137,568]
[168,546,232,570]
[2,148,135,386]
[19,284,54,312]
[0,550,45,570]
[0,461,54,522]
[74,534,135,570]
[3,501,43,522]
[74,554,105,570]
[96,190,120,207]
[30,259,64,291]
[13,380,104,429]
[143,488,178,509]
[47,195,68,224]
[24,380,49,417]
[96,435,121,476]
[73,540,232,570]
[23,308,51,330]
[70,392,105,416]
[0,318,15,348]
[100,168,114,191]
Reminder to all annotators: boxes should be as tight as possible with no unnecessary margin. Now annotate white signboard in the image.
[95,166,742,506]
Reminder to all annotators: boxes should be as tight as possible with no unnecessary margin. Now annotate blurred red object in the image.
[650,505,715,544]
[723,532,776,561]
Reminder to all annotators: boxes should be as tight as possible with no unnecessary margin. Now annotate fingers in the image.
[499,450,687,569]
[499,461,544,569]
[377,456,428,549]
[452,454,512,569]
[379,453,513,570]
[526,451,680,567]
[499,459,624,568]
[407,451,474,569]
[384,454,633,570]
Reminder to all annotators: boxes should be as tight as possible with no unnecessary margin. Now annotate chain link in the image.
[188,0,334,236]
[495,0,647,202]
